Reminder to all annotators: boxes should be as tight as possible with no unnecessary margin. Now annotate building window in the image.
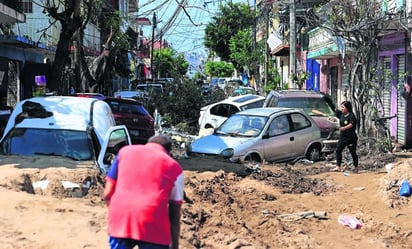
[18,0,33,13]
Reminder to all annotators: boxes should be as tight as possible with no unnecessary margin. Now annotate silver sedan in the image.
[187,107,323,164]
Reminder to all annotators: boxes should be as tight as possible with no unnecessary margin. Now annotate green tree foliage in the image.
[229,29,264,73]
[193,72,205,81]
[204,61,234,78]
[136,78,203,134]
[153,48,189,78]
[131,78,229,134]
[264,65,282,94]
[204,2,255,63]
[103,14,132,77]
[174,53,190,76]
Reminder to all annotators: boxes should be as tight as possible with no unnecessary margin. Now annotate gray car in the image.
[187,107,323,164]
[263,90,340,154]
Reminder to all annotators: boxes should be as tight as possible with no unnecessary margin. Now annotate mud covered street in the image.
[0,137,411,248]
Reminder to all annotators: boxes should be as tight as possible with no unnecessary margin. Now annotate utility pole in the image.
[158,31,163,79]
[150,12,156,80]
[264,5,269,92]
[252,0,257,90]
[289,0,296,88]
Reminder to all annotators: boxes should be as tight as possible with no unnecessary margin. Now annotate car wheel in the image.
[243,153,262,173]
[306,145,321,162]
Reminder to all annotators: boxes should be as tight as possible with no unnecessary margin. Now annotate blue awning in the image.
[0,35,55,63]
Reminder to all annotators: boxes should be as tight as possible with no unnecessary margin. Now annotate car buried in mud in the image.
[186,107,323,165]
[0,96,131,174]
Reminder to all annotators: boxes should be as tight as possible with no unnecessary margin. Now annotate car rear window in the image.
[240,99,265,111]
[278,98,334,116]
[136,85,163,95]
[108,101,149,116]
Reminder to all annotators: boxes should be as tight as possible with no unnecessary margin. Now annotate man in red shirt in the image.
[103,135,184,249]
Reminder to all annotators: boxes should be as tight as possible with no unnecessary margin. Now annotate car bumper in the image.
[321,139,338,154]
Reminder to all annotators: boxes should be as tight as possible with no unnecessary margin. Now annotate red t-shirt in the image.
[106,143,184,245]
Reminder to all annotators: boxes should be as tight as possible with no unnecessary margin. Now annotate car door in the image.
[209,103,233,128]
[97,125,131,174]
[289,112,315,158]
[262,114,297,162]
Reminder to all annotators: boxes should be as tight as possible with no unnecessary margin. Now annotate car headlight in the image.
[220,148,234,159]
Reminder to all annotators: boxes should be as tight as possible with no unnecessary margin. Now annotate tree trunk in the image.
[47,0,82,94]
[49,27,77,94]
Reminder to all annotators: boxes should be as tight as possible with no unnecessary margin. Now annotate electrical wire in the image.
[139,0,246,53]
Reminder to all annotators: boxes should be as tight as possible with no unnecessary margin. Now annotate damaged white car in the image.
[0,96,131,174]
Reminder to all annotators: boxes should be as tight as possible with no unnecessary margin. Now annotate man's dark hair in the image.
[148,135,172,152]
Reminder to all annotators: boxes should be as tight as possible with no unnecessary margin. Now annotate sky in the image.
[138,0,254,78]
[138,0,254,55]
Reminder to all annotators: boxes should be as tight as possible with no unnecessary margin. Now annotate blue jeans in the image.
[109,236,169,249]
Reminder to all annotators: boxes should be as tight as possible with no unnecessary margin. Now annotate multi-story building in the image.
[12,0,101,97]
[264,0,328,91]
[306,0,411,148]
[2,0,142,98]
[267,0,412,149]
[0,0,47,107]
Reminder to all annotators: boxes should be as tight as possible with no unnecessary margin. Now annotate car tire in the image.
[306,145,321,162]
[243,153,262,173]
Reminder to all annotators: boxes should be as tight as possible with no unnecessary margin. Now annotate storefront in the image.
[0,35,52,106]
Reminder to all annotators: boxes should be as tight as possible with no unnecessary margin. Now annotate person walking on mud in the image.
[103,135,184,249]
[332,101,359,173]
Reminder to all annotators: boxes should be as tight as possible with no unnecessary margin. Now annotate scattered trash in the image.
[61,181,80,189]
[352,187,366,191]
[81,176,94,196]
[386,179,399,191]
[385,163,393,174]
[278,210,328,221]
[244,163,261,174]
[261,209,277,215]
[23,174,35,194]
[299,158,314,164]
[32,180,50,191]
[344,172,350,176]
[171,135,184,142]
[154,108,162,131]
[338,215,362,229]
[399,179,411,197]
